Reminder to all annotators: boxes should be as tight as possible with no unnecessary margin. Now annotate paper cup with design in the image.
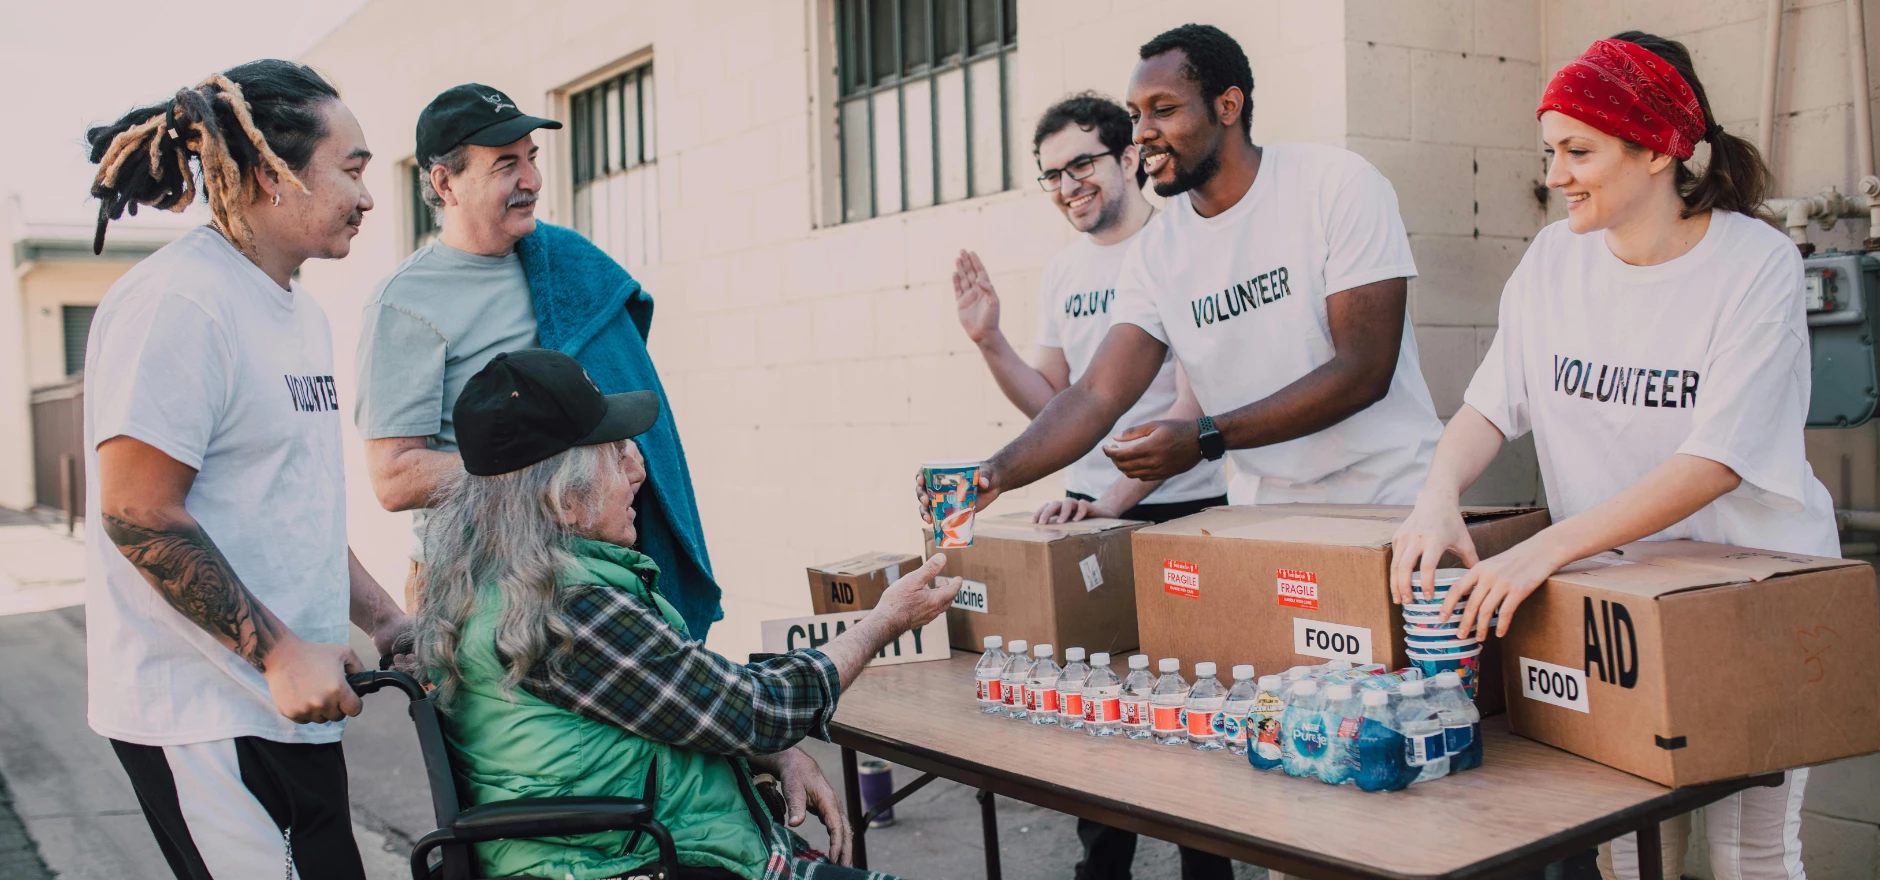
[1407,646,1483,697]
[1408,568,1469,600]
[922,460,982,548]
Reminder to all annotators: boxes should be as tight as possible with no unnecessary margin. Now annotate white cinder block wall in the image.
[299,1,1875,871]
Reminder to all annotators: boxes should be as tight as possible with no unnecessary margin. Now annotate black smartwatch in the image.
[1196,415,1225,461]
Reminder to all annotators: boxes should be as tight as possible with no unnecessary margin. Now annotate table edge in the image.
[829,721,1784,880]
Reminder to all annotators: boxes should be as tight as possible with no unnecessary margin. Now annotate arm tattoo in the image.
[103,513,282,672]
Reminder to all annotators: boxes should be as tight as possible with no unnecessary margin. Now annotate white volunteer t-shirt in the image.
[84,226,351,745]
[1464,211,1837,557]
[1110,142,1443,504]
[1036,229,1227,503]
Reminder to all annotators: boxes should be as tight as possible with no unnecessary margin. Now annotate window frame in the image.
[832,0,1017,224]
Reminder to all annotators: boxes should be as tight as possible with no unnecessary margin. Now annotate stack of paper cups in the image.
[1401,569,1494,698]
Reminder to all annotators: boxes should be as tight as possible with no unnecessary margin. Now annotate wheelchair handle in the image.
[347,669,426,701]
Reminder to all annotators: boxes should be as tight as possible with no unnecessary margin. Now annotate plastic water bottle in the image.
[1319,683,1362,785]
[1397,680,1450,783]
[1149,658,1190,746]
[1120,655,1154,740]
[975,636,1008,714]
[1280,679,1327,778]
[1082,653,1122,737]
[1221,665,1258,756]
[1026,644,1062,725]
[1246,675,1288,770]
[1185,662,1227,751]
[1000,640,1031,720]
[1057,647,1090,730]
[1431,671,1482,772]
[1354,689,1410,792]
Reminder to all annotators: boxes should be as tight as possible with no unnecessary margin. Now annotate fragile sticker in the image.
[1520,656,1590,713]
[1276,568,1318,610]
[1079,554,1104,592]
[951,579,989,614]
[1163,559,1200,599]
[1293,617,1372,664]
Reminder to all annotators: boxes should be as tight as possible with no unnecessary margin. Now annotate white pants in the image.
[1598,768,1808,880]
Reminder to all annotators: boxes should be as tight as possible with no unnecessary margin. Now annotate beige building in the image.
[0,199,181,516]
[295,2,1880,868]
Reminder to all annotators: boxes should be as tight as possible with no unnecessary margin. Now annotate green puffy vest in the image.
[441,538,775,880]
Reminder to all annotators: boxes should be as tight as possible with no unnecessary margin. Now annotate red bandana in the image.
[1537,39,1706,160]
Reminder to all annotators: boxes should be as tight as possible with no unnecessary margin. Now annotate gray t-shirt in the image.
[355,239,539,557]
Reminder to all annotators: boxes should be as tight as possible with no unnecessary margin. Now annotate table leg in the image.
[842,746,867,871]
[1636,821,1663,880]
[978,789,1002,880]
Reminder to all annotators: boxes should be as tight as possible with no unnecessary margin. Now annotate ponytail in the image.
[1610,31,1771,218]
[85,59,339,255]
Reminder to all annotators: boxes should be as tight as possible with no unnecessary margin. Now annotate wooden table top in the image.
[829,656,1773,880]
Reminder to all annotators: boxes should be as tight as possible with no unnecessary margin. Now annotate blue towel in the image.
[518,223,723,637]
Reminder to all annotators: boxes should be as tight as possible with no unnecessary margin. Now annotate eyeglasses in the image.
[1037,149,1122,191]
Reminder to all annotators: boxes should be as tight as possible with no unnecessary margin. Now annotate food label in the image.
[1163,559,1200,599]
[977,677,1003,702]
[1520,656,1590,713]
[1089,696,1121,723]
[1079,554,1104,592]
[950,579,989,614]
[1186,709,1218,737]
[1337,717,1361,739]
[1151,705,1183,733]
[1003,683,1021,707]
[1061,692,1085,718]
[1121,699,1147,726]
[1027,687,1058,713]
[1445,724,1473,754]
[1293,617,1373,664]
[1276,569,1319,610]
[1216,713,1244,743]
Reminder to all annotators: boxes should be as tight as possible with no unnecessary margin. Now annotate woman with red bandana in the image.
[1391,32,1831,880]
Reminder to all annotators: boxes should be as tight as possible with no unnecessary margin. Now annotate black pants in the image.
[111,737,365,880]
[1064,492,1228,523]
[1067,491,1236,880]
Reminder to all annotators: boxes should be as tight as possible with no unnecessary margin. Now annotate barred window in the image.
[570,61,660,268]
[835,0,1017,223]
[407,160,440,252]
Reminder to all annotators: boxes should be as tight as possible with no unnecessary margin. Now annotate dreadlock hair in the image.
[1033,92,1147,189]
[84,60,340,256]
[1610,31,1771,218]
[1139,24,1256,142]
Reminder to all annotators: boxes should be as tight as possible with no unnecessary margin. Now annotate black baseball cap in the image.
[415,83,563,163]
[454,349,659,477]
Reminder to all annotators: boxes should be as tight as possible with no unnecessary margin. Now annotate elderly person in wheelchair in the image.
[414,349,959,880]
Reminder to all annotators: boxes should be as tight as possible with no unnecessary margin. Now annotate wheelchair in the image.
[347,670,681,880]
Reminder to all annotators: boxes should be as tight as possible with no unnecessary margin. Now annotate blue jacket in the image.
[517,223,723,637]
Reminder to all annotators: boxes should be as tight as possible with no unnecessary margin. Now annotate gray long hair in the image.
[415,441,628,708]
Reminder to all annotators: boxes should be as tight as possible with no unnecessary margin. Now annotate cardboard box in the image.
[1501,541,1880,787]
[1131,504,1552,716]
[807,552,922,614]
[926,513,1149,654]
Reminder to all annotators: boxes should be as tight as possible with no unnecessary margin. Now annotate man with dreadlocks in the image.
[356,84,724,642]
[81,59,408,880]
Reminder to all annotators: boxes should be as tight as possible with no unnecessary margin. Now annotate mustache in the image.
[506,191,539,208]
[346,211,364,226]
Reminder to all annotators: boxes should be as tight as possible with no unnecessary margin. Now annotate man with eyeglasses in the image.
[950,92,1226,527]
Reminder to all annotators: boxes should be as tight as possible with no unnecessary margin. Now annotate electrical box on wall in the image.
[1806,251,1880,427]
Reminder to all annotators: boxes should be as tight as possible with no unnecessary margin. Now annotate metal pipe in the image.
[1758,0,1784,164]
[1837,508,1880,532]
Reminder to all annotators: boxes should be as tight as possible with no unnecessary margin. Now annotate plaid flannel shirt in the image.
[518,585,841,756]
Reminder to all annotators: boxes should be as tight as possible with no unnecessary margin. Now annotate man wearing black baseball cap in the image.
[414,348,960,880]
[356,84,727,643]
